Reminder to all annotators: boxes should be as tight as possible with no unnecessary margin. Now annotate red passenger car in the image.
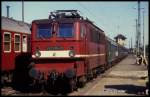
[1,16,31,84]
[29,10,106,91]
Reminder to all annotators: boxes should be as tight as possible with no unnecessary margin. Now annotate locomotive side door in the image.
[83,23,89,75]
[76,22,88,77]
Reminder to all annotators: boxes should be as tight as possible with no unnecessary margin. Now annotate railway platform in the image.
[69,54,148,96]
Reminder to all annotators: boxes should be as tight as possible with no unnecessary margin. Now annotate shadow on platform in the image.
[105,84,146,95]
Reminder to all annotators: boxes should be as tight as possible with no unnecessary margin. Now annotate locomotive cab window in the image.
[22,35,27,52]
[14,34,21,52]
[3,32,11,52]
[58,23,74,37]
[37,24,52,38]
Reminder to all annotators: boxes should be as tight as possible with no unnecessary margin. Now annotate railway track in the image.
[1,86,55,96]
[1,62,115,96]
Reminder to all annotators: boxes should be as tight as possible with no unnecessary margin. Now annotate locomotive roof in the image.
[32,18,104,33]
[32,18,81,24]
[1,16,31,34]
[33,10,104,34]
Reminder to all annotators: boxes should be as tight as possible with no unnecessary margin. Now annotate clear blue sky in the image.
[1,1,149,48]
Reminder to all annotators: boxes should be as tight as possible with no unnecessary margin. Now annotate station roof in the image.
[1,16,31,34]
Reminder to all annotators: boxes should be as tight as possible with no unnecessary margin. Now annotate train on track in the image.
[1,10,128,92]
[28,10,128,92]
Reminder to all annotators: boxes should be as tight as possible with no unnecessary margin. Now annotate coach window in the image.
[14,34,21,52]
[4,32,11,52]
[22,35,27,52]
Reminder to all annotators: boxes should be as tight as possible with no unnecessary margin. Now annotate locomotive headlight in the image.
[69,50,75,57]
[34,50,41,58]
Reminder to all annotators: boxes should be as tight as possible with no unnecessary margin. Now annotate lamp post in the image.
[143,10,145,58]
[22,1,24,22]
[6,5,10,18]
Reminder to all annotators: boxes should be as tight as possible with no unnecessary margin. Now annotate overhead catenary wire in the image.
[76,2,118,39]
[76,2,101,26]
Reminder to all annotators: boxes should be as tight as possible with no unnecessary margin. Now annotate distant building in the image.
[114,34,126,46]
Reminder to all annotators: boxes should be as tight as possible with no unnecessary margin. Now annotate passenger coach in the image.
[1,16,31,84]
[106,37,128,68]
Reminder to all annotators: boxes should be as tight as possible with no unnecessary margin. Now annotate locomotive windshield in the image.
[37,24,51,38]
[58,23,74,37]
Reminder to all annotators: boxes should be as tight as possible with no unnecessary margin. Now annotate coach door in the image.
[22,35,27,52]
[2,32,14,71]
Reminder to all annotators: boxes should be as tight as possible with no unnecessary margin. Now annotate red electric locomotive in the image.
[29,10,106,91]
[1,16,31,84]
